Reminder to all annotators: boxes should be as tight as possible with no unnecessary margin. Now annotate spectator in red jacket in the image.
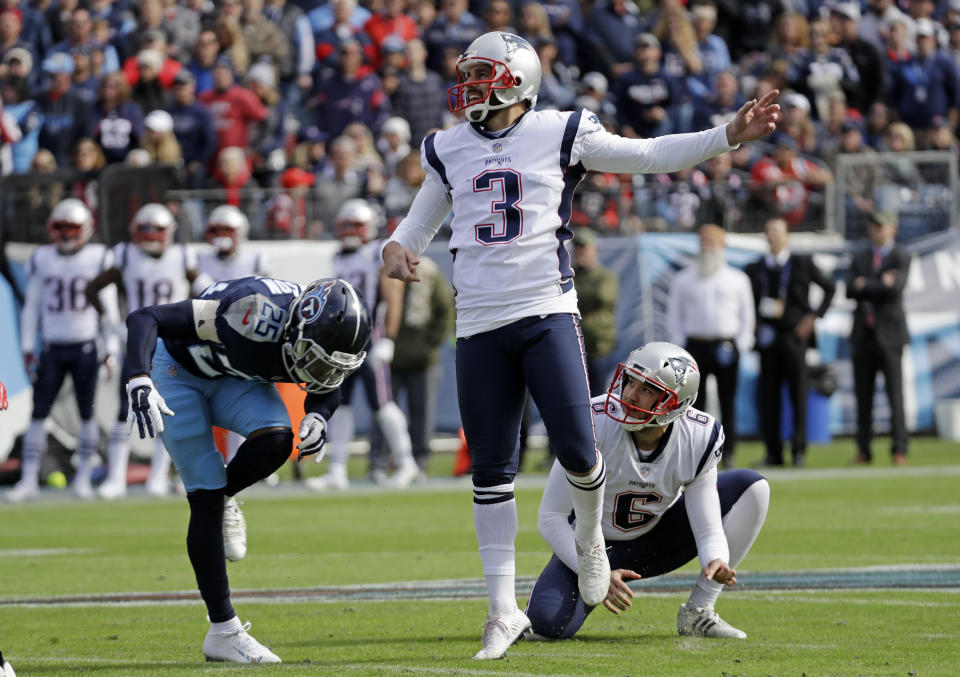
[122,29,183,89]
[364,0,419,69]
[198,54,267,166]
[750,132,833,227]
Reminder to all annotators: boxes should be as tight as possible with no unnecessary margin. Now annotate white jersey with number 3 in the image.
[593,395,724,542]
[387,109,735,337]
[113,242,195,312]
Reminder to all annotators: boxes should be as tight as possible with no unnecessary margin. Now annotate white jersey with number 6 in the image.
[589,395,724,541]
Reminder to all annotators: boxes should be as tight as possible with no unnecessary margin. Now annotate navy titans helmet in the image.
[282,278,371,393]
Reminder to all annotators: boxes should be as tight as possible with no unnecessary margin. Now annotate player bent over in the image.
[124,276,369,663]
[525,343,770,640]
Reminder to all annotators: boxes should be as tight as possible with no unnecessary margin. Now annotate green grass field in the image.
[2,436,959,676]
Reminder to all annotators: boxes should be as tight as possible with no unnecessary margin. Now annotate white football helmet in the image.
[448,31,541,123]
[47,198,94,253]
[130,203,177,256]
[605,342,701,431]
[334,198,380,251]
[205,205,249,255]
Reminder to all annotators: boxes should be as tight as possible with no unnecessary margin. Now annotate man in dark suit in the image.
[846,210,911,466]
[746,218,836,467]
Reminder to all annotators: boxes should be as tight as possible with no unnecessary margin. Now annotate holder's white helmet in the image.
[605,342,701,431]
[47,198,94,253]
[448,31,541,123]
[130,203,176,256]
[205,205,249,255]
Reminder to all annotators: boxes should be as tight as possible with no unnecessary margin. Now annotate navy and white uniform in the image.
[385,109,738,483]
[21,243,117,418]
[196,249,269,283]
[333,241,392,409]
[126,277,339,491]
[112,242,200,421]
[113,241,197,312]
[526,397,766,638]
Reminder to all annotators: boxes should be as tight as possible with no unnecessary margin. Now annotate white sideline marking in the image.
[9,655,585,676]
[0,548,98,557]
[876,505,960,514]
[2,565,959,608]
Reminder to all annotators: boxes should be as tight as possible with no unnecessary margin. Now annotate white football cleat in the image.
[6,480,38,504]
[386,461,419,489]
[203,621,281,664]
[677,603,747,639]
[305,471,349,492]
[72,475,95,500]
[223,496,247,562]
[575,538,611,607]
[2,654,15,677]
[97,477,127,500]
[472,609,531,660]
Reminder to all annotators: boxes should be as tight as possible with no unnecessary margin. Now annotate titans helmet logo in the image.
[299,280,336,324]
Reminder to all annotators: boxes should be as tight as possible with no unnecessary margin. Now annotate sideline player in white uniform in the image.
[197,205,270,465]
[382,31,780,659]
[307,199,419,491]
[526,342,770,640]
[86,203,212,499]
[196,205,270,285]
[10,199,121,502]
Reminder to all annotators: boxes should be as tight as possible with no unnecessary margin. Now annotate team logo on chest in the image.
[492,142,503,153]
[639,466,650,480]
[299,280,336,324]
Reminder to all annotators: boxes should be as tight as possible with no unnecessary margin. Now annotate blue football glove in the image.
[297,413,327,462]
[126,376,175,439]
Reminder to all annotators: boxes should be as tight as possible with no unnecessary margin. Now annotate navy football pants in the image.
[32,340,99,419]
[456,314,597,486]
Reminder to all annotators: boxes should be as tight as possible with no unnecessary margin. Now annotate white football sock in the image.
[225,431,245,464]
[474,484,519,617]
[147,438,171,485]
[106,420,130,484]
[687,479,770,610]
[20,418,46,485]
[375,401,415,467]
[325,405,354,475]
[565,457,606,546]
[74,419,100,482]
[209,616,242,634]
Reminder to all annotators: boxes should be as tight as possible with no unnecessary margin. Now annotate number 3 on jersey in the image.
[474,169,523,245]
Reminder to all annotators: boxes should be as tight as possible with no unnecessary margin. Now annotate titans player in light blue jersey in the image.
[123,276,370,663]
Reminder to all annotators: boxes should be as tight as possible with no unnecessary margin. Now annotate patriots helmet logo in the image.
[299,280,336,324]
[667,356,694,386]
[500,32,530,55]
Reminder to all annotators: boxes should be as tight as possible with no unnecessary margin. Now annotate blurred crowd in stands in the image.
[1,0,959,239]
